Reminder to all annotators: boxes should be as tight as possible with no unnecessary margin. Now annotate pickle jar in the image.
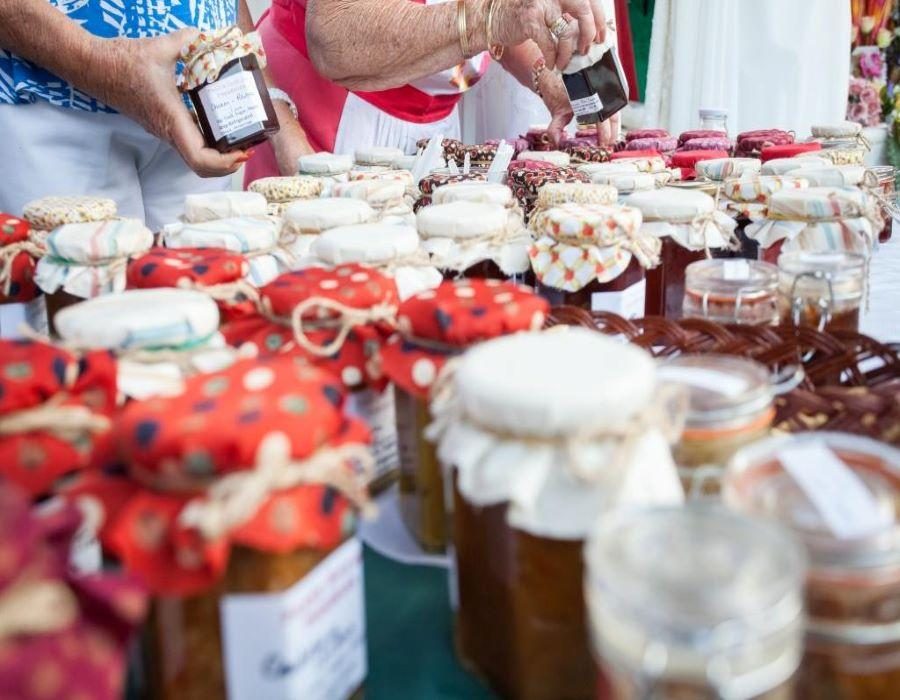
[428,329,685,699]
[777,251,866,333]
[381,279,548,552]
[586,505,806,700]
[724,432,900,700]
[658,354,776,497]
[682,258,780,326]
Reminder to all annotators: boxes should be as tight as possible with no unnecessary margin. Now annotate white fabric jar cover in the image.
[760,156,834,176]
[627,188,737,252]
[298,153,353,197]
[591,171,658,193]
[332,179,414,223]
[355,146,405,166]
[789,165,867,187]
[695,158,761,182]
[183,191,268,223]
[517,150,571,167]
[720,175,810,220]
[432,182,515,207]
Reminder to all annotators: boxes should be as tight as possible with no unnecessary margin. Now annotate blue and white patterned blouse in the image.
[0,0,236,111]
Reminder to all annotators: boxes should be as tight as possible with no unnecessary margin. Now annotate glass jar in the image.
[683,258,780,326]
[699,107,729,133]
[724,433,900,700]
[561,43,629,127]
[658,355,775,496]
[777,251,865,333]
[538,257,646,318]
[587,505,806,700]
[644,239,707,318]
[869,165,895,243]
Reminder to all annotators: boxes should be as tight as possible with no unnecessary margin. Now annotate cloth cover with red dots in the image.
[0,213,40,303]
[0,339,117,497]
[68,358,369,595]
[381,280,548,398]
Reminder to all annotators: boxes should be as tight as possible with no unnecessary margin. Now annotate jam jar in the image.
[561,43,629,127]
[429,329,685,700]
[658,354,776,497]
[777,251,865,333]
[724,433,900,700]
[682,258,780,325]
[868,165,896,243]
[586,505,806,700]
[382,280,548,553]
[180,27,279,153]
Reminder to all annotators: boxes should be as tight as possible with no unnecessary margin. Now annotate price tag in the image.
[591,279,646,319]
[723,259,751,280]
[345,386,399,485]
[570,93,604,117]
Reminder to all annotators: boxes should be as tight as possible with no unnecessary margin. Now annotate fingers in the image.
[595,119,612,147]
[588,0,607,43]
[547,104,574,147]
[156,27,200,60]
[553,17,579,70]
[607,112,621,144]
[532,9,558,70]
[170,108,246,178]
[558,0,597,55]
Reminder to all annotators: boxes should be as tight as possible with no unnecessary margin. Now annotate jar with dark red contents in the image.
[683,258,780,326]
[777,251,866,333]
[180,27,279,153]
[586,506,806,700]
[724,432,900,700]
[381,279,548,552]
[529,202,659,317]
[736,130,795,159]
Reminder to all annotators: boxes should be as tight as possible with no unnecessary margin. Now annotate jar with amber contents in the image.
[724,433,900,700]
[78,357,372,700]
[529,202,659,318]
[683,258,780,325]
[658,355,775,496]
[586,506,806,699]
[381,279,548,552]
[429,329,685,699]
[866,165,896,243]
[777,251,865,333]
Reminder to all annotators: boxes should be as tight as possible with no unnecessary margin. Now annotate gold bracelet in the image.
[486,0,504,60]
[531,56,547,96]
[457,0,471,58]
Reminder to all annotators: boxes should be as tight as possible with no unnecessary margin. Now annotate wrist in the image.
[465,0,490,55]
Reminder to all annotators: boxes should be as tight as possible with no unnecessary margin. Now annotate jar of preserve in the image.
[820,146,867,167]
[416,201,532,282]
[624,135,677,153]
[695,157,761,181]
[0,212,43,308]
[561,42,629,127]
[679,128,727,148]
[699,106,729,132]
[183,190,269,223]
[532,182,618,211]
[517,150,572,167]
[590,170,658,196]
[332,179,414,225]
[791,165,866,188]
[507,163,590,220]
[658,354,776,496]
[355,146,405,167]
[586,505,806,700]
[179,27,278,153]
[864,165,896,243]
[627,187,737,318]
[428,329,685,700]
[723,432,900,700]
[76,357,372,700]
[279,198,376,265]
[811,121,868,148]
[777,251,865,333]
[416,170,488,212]
[602,154,668,172]
[626,128,671,143]
[671,150,730,180]
[381,279,547,552]
[683,258,780,326]
[529,202,659,317]
[761,156,834,176]
[247,175,323,217]
[0,337,115,498]
[298,152,353,196]
[736,130,795,159]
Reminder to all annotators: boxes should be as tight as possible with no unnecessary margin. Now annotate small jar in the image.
[183,190,268,223]
[724,432,900,700]
[777,251,865,333]
[561,43,629,127]
[695,157,761,182]
[180,27,279,153]
[736,130,795,159]
[868,165,896,243]
[587,505,806,700]
[332,179,414,224]
[683,258,780,326]
[699,106,729,133]
[658,354,775,496]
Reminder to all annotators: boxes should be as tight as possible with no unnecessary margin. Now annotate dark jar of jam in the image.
[538,257,646,319]
[644,239,707,318]
[443,259,535,286]
[561,44,628,127]
[776,251,865,333]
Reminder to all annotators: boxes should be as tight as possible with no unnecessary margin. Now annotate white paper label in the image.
[346,386,399,484]
[723,259,751,280]
[570,93,604,117]
[199,71,267,141]
[778,444,889,540]
[658,366,750,398]
[220,538,367,700]
[591,278,646,319]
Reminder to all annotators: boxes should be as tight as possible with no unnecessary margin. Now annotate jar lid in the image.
[811,122,862,138]
[586,505,805,695]
[23,196,117,231]
[670,150,730,169]
[311,223,420,265]
[627,187,715,221]
[418,171,487,195]
[530,202,643,243]
[699,107,728,119]
[777,251,865,301]
[127,247,248,289]
[591,171,656,192]
[695,158,761,182]
[332,179,406,204]
[184,191,268,222]
[46,219,153,264]
[724,432,900,573]
[393,154,418,171]
[759,156,833,176]
[431,182,513,206]
[607,154,668,172]
[788,165,866,188]
[247,176,323,204]
[516,150,571,167]
[416,201,509,240]
[282,198,374,234]
[767,186,872,221]
[625,128,671,141]
[0,213,30,245]
[535,182,617,208]
[723,175,809,203]
[298,152,353,175]
[55,288,219,350]
[761,142,823,162]
[355,146,405,166]
[579,161,642,176]
[162,216,278,254]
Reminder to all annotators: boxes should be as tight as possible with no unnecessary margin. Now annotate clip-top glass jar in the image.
[586,505,806,700]
[562,43,629,127]
[698,107,729,133]
[724,432,900,700]
[180,27,279,153]
[868,165,896,243]
[777,251,866,333]
[683,258,780,326]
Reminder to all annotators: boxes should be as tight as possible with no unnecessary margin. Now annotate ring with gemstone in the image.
[547,15,570,39]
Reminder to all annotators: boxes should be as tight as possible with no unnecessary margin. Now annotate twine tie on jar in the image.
[174,276,261,308]
[285,296,398,358]
[0,393,111,442]
[0,238,45,296]
[179,25,267,91]
[177,432,375,541]
[0,573,78,641]
[689,210,741,257]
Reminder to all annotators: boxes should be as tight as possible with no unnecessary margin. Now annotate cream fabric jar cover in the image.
[183,191,268,223]
[627,187,737,252]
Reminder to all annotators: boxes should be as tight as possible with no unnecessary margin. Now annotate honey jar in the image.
[777,251,866,333]
[683,258,780,326]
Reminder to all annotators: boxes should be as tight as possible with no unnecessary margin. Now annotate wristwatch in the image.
[268,88,298,120]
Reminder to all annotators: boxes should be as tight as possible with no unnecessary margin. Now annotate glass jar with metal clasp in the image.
[777,251,866,333]
[683,258,780,326]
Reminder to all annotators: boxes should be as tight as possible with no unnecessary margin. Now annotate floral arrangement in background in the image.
[852,0,893,47]
[848,1,893,128]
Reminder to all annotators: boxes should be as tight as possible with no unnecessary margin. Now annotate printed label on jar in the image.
[345,386,399,485]
[570,93,604,117]
[591,279,646,319]
[199,72,267,141]
[220,538,367,700]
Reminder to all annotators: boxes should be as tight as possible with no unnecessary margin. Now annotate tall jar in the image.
[529,202,659,318]
[682,258,780,326]
[381,280,548,552]
[777,251,866,333]
[428,329,685,699]
[657,354,775,497]
[586,505,806,699]
[866,165,896,243]
[724,432,900,700]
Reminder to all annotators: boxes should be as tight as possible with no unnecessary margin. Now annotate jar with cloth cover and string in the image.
[0,212,43,308]
[298,152,353,197]
[247,175,323,218]
[278,198,376,268]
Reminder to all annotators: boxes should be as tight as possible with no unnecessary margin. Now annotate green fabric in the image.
[364,546,496,699]
[629,0,655,101]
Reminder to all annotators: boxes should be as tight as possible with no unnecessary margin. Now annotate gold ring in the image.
[548,15,570,39]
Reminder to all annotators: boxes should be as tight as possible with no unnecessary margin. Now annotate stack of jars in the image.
[278,196,375,265]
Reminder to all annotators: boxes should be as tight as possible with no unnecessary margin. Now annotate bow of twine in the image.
[287,296,399,358]
[177,432,375,542]
[688,205,741,257]
[174,276,261,307]
[0,239,47,296]
[180,26,265,91]
[0,573,78,641]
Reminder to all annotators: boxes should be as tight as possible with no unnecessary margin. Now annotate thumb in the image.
[154,27,201,60]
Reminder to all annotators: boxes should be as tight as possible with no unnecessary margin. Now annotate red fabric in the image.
[625,137,677,152]
[680,137,733,152]
[0,213,30,244]
[670,150,730,167]
[614,0,639,102]
[736,129,795,157]
[1,212,40,303]
[0,340,117,497]
[760,142,823,162]
[678,129,727,146]
[127,247,248,289]
[625,129,670,142]
[610,149,661,160]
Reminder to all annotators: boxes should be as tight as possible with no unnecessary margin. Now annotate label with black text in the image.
[199,72,266,141]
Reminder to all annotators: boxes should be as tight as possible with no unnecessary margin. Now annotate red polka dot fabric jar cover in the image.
[0,212,43,304]
[382,280,549,398]
[0,338,116,498]
[68,357,372,595]
[0,483,147,700]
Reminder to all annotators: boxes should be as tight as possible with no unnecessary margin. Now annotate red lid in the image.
[625,128,670,142]
[760,142,823,162]
[0,213,30,245]
[127,247,248,289]
[670,150,729,168]
[678,129,727,146]
[610,149,661,160]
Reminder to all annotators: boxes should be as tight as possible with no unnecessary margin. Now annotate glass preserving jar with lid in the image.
[683,258,780,326]
[699,107,729,133]
[586,505,806,700]
[723,432,900,700]
[865,165,896,243]
[777,251,866,333]
[657,354,776,497]
[428,329,685,699]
